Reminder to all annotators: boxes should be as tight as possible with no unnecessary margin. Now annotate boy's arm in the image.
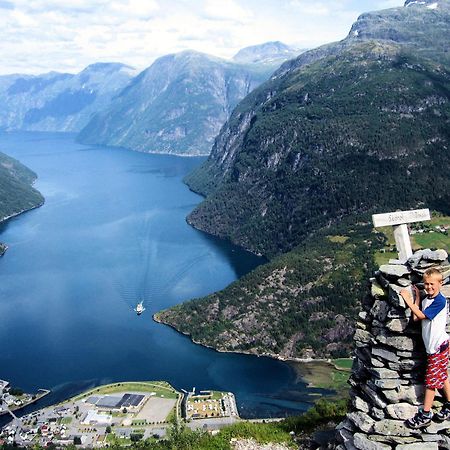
[400,286,426,320]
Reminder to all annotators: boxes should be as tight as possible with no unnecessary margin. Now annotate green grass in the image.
[413,233,450,251]
[156,399,347,449]
[290,360,350,394]
[106,434,131,445]
[327,235,350,244]
[132,420,147,426]
[333,358,353,370]
[209,391,227,400]
[72,381,179,401]
[60,417,72,425]
[165,408,177,424]
[374,249,397,266]
[374,214,450,262]
[170,421,296,449]
[411,215,450,251]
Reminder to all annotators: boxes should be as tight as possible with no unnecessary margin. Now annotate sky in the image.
[0,0,405,76]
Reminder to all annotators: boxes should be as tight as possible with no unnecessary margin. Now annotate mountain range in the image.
[157,0,450,359]
[77,43,301,155]
[0,42,300,156]
[0,63,136,132]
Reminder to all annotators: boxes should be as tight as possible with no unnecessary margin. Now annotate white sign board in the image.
[372,209,430,228]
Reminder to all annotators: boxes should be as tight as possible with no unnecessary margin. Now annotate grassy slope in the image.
[374,213,450,265]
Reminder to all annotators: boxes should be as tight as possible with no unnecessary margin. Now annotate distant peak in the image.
[404,0,439,7]
[82,62,136,73]
[176,50,212,58]
[232,41,299,64]
[153,50,223,65]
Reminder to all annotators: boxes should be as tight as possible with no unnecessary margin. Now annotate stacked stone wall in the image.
[336,249,450,449]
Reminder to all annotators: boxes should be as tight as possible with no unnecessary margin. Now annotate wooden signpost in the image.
[372,208,431,263]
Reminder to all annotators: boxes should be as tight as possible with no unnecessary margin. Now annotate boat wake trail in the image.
[112,212,209,315]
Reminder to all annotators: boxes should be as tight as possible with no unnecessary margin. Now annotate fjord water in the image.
[0,132,325,419]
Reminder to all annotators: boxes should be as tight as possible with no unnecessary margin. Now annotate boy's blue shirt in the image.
[423,292,447,320]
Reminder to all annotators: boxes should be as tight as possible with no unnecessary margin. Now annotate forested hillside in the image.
[157,220,382,359]
[158,0,450,358]
[0,151,44,254]
[186,43,450,257]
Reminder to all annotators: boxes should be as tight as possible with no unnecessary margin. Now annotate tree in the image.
[130,433,143,442]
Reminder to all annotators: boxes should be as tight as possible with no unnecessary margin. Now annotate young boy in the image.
[400,267,450,428]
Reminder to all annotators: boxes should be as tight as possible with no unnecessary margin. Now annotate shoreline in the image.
[0,200,45,225]
[78,140,210,158]
[0,201,45,256]
[153,314,351,391]
[154,313,331,363]
[0,389,51,417]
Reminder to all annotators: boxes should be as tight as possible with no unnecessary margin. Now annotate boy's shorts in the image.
[426,341,449,390]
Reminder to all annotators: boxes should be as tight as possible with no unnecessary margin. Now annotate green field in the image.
[72,381,179,401]
[327,235,350,244]
[374,214,449,266]
[289,359,351,395]
[59,417,72,425]
[413,232,450,251]
[211,390,228,400]
[333,358,353,370]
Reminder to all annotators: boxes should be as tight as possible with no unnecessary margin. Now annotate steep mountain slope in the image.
[185,1,450,257]
[77,44,301,156]
[158,0,450,358]
[0,63,136,132]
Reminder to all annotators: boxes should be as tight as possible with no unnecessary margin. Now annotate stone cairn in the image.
[335,248,450,450]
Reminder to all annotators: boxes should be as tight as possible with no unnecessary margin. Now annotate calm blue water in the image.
[0,132,326,422]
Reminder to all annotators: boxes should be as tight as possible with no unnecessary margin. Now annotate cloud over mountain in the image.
[1,0,403,75]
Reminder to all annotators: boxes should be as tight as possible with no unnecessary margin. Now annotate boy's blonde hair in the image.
[423,267,443,281]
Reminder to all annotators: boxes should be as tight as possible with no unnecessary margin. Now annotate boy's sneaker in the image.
[405,410,433,429]
[435,402,450,422]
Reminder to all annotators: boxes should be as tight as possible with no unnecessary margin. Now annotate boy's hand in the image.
[400,288,413,302]
[401,285,425,320]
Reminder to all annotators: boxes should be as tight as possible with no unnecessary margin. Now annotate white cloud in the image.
[109,0,159,19]
[0,0,405,75]
[288,1,331,16]
[10,9,38,26]
[203,0,251,21]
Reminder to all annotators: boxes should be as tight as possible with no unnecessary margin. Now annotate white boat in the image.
[135,301,145,315]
